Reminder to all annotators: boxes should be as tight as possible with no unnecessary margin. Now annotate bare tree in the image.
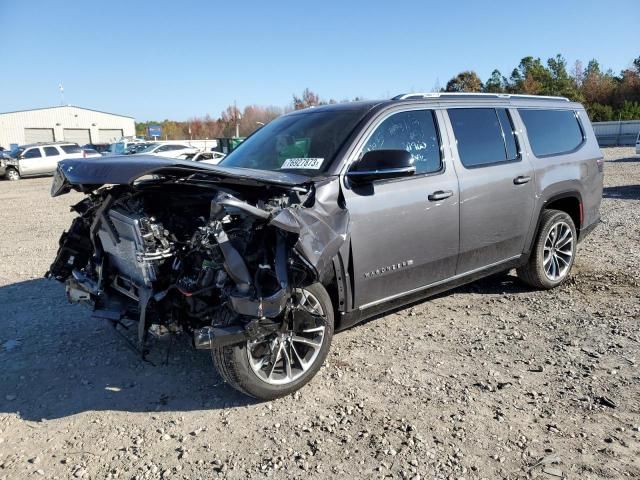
[292,88,321,110]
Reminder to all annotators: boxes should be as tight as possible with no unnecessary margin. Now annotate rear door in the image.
[43,146,62,173]
[342,109,460,308]
[445,107,535,273]
[19,147,45,175]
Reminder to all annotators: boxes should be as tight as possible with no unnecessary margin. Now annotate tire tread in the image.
[517,209,576,289]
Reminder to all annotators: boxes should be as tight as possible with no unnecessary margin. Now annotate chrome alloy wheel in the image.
[543,221,574,281]
[247,289,326,385]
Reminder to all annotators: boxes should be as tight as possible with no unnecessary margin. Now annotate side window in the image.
[362,110,442,175]
[23,148,42,159]
[60,145,82,154]
[44,146,60,156]
[156,145,169,152]
[518,109,583,157]
[448,108,519,168]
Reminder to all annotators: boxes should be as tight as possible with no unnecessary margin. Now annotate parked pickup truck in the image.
[2,142,100,180]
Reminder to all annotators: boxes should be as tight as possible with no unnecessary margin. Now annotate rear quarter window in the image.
[61,145,82,154]
[518,109,584,157]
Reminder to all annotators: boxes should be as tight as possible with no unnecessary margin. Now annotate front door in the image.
[19,147,45,175]
[445,107,535,273]
[342,109,460,308]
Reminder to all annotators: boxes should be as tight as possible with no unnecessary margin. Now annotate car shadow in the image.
[0,279,254,421]
[610,156,639,163]
[603,184,640,200]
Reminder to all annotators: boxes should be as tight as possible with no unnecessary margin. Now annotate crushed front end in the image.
[46,158,347,358]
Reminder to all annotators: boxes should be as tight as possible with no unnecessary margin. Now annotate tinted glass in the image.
[138,143,160,153]
[44,146,59,156]
[61,145,82,154]
[518,109,583,156]
[110,142,125,154]
[362,110,441,174]
[221,110,365,174]
[448,108,507,167]
[496,108,518,160]
[23,148,41,158]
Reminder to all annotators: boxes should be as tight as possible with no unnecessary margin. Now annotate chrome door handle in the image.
[428,190,453,201]
[513,175,531,185]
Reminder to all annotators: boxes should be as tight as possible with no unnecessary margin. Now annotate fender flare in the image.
[524,190,583,256]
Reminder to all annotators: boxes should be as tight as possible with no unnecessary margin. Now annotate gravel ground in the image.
[0,148,638,480]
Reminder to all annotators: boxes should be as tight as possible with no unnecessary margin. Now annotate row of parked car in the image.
[0,140,225,180]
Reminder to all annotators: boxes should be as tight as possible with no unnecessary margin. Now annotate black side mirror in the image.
[346,149,415,184]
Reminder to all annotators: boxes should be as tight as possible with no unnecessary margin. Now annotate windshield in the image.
[137,143,160,153]
[219,110,365,174]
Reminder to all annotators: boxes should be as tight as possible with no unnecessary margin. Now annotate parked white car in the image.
[3,143,100,181]
[180,151,226,164]
[134,142,199,159]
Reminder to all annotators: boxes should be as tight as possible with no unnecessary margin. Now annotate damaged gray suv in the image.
[47,93,603,399]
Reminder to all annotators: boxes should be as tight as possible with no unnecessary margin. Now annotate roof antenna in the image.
[58,82,64,105]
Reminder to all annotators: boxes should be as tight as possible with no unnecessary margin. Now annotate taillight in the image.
[596,157,604,172]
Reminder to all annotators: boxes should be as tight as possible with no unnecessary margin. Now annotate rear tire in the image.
[5,168,20,181]
[212,283,334,400]
[517,209,576,289]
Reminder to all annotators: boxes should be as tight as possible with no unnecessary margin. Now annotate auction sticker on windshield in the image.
[281,158,324,169]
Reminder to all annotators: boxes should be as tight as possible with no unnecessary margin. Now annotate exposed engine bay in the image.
[46,158,349,360]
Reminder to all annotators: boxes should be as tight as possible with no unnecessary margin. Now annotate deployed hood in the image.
[52,155,312,196]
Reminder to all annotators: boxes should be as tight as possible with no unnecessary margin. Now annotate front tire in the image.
[5,168,20,181]
[212,283,334,400]
[517,209,577,289]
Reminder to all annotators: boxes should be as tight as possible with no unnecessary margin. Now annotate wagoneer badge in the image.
[364,260,414,279]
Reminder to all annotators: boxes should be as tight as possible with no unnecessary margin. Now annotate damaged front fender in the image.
[270,178,349,280]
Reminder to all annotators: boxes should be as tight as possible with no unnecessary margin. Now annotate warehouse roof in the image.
[0,105,134,119]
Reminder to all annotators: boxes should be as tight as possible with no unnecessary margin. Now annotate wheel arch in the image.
[5,166,20,178]
[525,190,583,256]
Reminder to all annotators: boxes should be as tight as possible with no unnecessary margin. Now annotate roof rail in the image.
[392,92,570,102]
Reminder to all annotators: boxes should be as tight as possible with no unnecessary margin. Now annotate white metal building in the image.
[0,105,135,149]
